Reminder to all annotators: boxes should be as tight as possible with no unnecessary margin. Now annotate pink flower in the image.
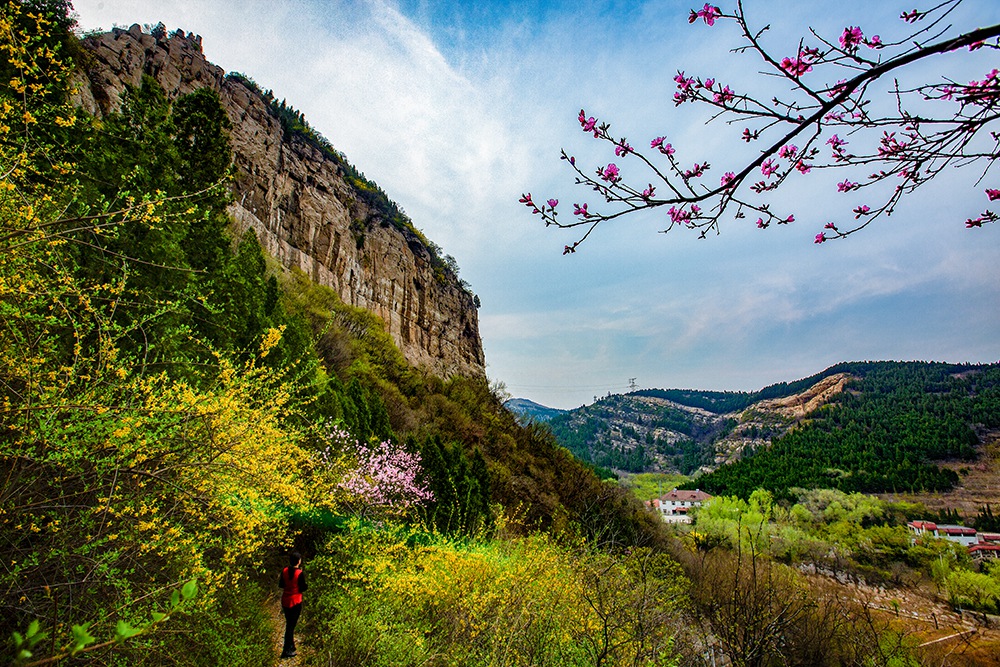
[519,193,540,214]
[713,85,735,104]
[795,160,812,174]
[826,80,848,99]
[900,9,921,23]
[878,131,910,157]
[987,188,1000,201]
[641,185,656,200]
[668,206,690,224]
[578,109,599,137]
[691,3,722,26]
[964,211,997,228]
[600,163,621,183]
[866,34,882,48]
[761,159,778,178]
[853,204,871,218]
[334,436,434,511]
[824,222,838,230]
[703,78,715,88]
[837,180,856,192]
[615,140,633,157]
[827,134,847,149]
[721,172,736,188]
[780,56,812,77]
[840,26,864,51]
[777,144,798,159]
[756,218,768,229]
[683,162,708,179]
[784,214,795,224]
[815,232,826,244]
[651,136,676,156]
[742,128,758,142]
[674,72,695,91]
[573,203,590,217]
[546,198,558,209]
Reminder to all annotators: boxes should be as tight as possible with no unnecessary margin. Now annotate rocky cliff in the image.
[73,25,485,378]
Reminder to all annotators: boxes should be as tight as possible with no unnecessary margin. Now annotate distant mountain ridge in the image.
[505,398,567,423]
[546,361,1000,498]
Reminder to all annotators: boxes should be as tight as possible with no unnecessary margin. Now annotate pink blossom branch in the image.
[525,0,1000,251]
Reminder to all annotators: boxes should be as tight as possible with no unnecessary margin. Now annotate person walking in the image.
[278,551,307,659]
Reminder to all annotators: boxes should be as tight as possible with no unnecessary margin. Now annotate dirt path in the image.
[267,593,305,666]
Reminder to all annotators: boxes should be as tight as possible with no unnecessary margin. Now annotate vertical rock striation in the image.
[74,25,485,378]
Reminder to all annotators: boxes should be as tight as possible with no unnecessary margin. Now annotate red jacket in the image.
[279,567,306,608]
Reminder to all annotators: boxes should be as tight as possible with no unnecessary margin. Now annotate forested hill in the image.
[687,361,1000,498]
[548,361,1000,497]
[633,360,911,413]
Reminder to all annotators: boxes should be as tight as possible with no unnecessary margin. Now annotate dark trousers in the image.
[282,603,302,655]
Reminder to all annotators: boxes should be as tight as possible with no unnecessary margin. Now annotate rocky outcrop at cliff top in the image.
[73,24,485,378]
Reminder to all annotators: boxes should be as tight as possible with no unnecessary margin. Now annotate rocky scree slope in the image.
[73,24,484,378]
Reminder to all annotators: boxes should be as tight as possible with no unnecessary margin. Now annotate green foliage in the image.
[973,504,1000,532]
[624,472,692,501]
[416,435,492,535]
[944,566,1000,614]
[10,581,197,666]
[0,7,338,665]
[688,487,975,591]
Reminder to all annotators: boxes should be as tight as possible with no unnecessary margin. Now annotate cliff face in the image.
[73,25,485,378]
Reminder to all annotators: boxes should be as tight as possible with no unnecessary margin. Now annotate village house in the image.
[907,520,1000,560]
[646,489,713,524]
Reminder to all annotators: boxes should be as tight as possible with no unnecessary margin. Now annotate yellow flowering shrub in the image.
[308,523,686,667]
[0,5,341,663]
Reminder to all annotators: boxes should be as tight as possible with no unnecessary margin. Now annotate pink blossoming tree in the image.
[320,423,434,518]
[522,0,1000,252]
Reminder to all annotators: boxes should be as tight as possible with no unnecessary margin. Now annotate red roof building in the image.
[653,489,713,524]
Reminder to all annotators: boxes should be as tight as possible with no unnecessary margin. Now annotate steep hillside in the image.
[547,394,729,474]
[73,24,484,378]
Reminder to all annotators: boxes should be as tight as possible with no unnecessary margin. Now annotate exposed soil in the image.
[811,576,1000,665]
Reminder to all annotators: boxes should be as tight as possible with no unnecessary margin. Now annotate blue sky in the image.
[72,0,1000,408]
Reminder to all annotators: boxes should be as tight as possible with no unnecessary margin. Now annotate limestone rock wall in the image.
[74,25,485,378]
